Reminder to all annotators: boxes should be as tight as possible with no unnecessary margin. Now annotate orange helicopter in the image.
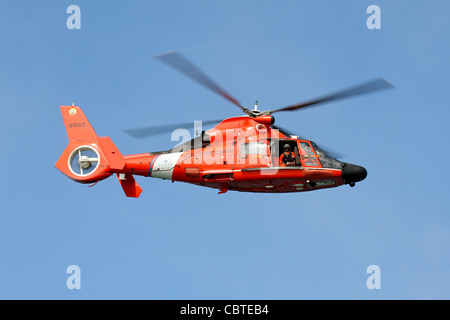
[55,52,393,197]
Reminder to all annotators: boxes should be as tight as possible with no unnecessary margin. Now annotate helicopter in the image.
[55,52,393,197]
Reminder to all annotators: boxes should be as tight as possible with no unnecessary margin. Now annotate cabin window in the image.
[240,142,268,156]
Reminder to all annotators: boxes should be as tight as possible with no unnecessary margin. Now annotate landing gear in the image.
[349,182,355,187]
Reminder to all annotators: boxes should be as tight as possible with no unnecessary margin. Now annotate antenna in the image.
[254,100,259,111]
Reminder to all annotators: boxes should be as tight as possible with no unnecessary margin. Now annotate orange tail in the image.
[55,106,142,198]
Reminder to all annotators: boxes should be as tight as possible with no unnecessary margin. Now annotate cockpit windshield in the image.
[310,141,337,160]
[310,141,342,169]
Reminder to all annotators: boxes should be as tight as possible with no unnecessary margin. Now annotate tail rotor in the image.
[68,146,100,176]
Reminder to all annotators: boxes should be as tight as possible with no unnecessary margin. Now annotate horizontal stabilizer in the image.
[117,173,142,198]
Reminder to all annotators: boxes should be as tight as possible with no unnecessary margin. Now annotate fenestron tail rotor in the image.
[68,146,100,176]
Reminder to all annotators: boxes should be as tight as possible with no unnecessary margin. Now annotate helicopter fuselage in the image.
[121,115,367,194]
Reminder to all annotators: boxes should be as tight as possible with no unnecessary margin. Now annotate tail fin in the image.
[55,106,142,198]
[60,106,98,142]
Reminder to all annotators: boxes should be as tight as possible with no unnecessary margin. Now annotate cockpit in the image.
[271,139,342,169]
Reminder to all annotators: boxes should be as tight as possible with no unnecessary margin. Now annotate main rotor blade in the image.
[270,78,394,114]
[124,119,222,139]
[156,52,250,115]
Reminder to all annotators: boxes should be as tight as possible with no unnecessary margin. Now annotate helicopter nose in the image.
[341,164,367,185]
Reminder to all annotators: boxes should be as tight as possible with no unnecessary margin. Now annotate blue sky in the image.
[0,0,449,299]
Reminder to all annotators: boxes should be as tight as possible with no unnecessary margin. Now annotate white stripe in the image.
[151,152,183,180]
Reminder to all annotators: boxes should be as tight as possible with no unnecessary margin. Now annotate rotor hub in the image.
[78,155,92,169]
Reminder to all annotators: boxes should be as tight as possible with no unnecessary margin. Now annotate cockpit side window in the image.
[299,141,321,167]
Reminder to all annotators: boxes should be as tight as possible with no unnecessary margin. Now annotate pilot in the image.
[280,144,296,167]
